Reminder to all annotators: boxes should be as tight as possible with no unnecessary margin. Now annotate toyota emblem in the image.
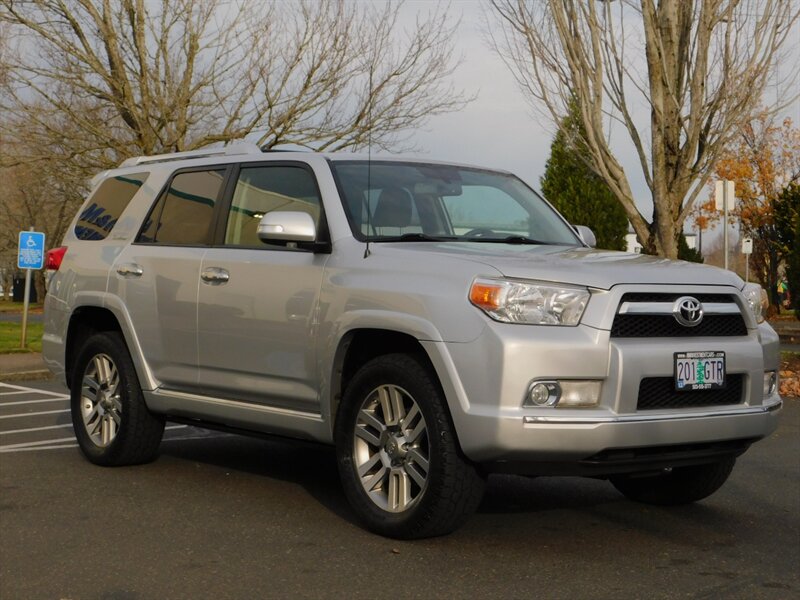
[673,296,704,327]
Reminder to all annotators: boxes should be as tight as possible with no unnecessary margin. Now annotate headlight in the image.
[469,278,590,325]
[742,282,767,324]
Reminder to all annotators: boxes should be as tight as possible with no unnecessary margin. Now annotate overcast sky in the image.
[385,1,800,228]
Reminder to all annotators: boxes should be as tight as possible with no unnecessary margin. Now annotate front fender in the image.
[317,310,454,439]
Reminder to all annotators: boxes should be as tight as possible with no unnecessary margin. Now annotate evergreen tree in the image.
[774,184,800,318]
[678,234,704,263]
[540,102,628,251]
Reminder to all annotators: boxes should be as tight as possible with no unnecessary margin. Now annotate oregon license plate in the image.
[674,351,726,391]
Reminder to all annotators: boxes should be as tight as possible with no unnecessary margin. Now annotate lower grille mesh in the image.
[637,374,744,410]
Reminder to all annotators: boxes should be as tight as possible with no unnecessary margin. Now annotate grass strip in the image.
[0,322,43,353]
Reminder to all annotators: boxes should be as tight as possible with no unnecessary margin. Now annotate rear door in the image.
[111,167,228,391]
[197,162,329,412]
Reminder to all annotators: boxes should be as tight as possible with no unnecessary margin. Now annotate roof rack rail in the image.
[118,142,262,168]
[259,143,311,152]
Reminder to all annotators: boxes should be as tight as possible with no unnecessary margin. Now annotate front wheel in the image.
[335,354,485,539]
[71,331,165,466]
[610,458,736,506]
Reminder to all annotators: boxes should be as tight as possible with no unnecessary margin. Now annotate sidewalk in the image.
[0,352,51,381]
[769,318,800,345]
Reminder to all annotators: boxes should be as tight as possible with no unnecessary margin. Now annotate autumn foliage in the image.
[702,114,800,307]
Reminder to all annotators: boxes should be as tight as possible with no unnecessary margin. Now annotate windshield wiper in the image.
[466,235,551,245]
[378,233,458,242]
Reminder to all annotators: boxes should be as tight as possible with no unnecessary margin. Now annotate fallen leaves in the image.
[779,355,799,398]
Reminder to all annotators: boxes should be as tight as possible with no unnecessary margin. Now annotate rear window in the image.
[74,173,149,241]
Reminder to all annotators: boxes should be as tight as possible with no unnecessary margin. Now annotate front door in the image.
[197,163,329,412]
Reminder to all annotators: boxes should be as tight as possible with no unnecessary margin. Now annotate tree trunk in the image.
[34,272,46,305]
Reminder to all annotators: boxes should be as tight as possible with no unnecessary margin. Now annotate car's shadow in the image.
[156,427,660,530]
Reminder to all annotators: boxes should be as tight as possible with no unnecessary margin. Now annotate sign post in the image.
[741,237,753,283]
[17,229,46,349]
[715,180,736,270]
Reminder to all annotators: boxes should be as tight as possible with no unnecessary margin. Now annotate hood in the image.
[377,242,743,290]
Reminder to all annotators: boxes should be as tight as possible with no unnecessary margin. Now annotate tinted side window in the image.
[138,169,225,245]
[224,166,321,247]
[75,173,149,240]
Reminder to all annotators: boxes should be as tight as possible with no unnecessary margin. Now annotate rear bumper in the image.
[41,293,69,386]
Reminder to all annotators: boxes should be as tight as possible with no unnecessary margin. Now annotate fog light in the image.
[525,382,560,407]
[558,381,602,407]
[524,380,602,408]
[763,371,777,397]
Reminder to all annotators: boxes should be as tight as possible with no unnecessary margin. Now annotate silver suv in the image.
[43,144,783,538]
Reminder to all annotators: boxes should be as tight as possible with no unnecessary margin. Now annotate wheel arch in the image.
[65,297,155,391]
[328,326,466,455]
[65,305,123,389]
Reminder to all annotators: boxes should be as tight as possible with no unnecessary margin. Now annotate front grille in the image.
[611,314,747,337]
[637,374,744,410]
[619,293,736,304]
[611,293,747,338]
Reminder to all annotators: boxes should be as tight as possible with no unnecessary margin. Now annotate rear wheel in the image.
[71,331,164,466]
[335,354,485,539]
[610,458,736,505]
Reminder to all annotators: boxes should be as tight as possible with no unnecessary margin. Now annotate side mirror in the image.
[573,225,597,248]
[257,211,316,243]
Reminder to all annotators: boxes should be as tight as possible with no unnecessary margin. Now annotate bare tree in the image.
[0,0,467,172]
[0,0,468,272]
[489,0,799,258]
[0,156,83,301]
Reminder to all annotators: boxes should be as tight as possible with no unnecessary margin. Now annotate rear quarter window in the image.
[75,173,150,241]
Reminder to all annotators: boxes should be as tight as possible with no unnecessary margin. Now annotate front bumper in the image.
[472,398,781,474]
[423,296,782,474]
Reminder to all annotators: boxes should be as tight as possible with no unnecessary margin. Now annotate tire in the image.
[70,331,164,466]
[610,457,736,506]
[335,354,485,539]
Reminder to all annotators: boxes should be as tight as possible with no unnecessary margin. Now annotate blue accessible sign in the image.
[18,231,46,270]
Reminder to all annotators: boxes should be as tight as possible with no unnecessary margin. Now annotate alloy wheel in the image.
[80,353,122,447]
[353,384,430,513]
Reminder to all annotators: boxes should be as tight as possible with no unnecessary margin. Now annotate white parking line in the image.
[0,423,73,435]
[0,424,188,451]
[0,436,77,450]
[0,444,78,453]
[0,409,70,419]
[0,382,67,397]
[1,398,69,406]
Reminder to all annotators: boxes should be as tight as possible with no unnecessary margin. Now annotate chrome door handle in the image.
[116,263,143,277]
[200,267,229,285]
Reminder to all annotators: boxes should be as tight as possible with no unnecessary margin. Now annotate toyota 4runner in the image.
[43,143,783,538]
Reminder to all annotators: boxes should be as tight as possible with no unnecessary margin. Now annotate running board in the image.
[144,388,330,444]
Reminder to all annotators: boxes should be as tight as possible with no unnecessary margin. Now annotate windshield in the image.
[329,161,581,245]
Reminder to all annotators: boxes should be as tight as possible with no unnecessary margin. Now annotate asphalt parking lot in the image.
[1,378,798,600]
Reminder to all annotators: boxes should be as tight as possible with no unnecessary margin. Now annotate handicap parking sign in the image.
[18,231,46,270]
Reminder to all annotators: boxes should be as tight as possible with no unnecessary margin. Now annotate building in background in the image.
[625,228,696,254]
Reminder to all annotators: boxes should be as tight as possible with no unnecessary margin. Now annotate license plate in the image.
[674,351,726,391]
